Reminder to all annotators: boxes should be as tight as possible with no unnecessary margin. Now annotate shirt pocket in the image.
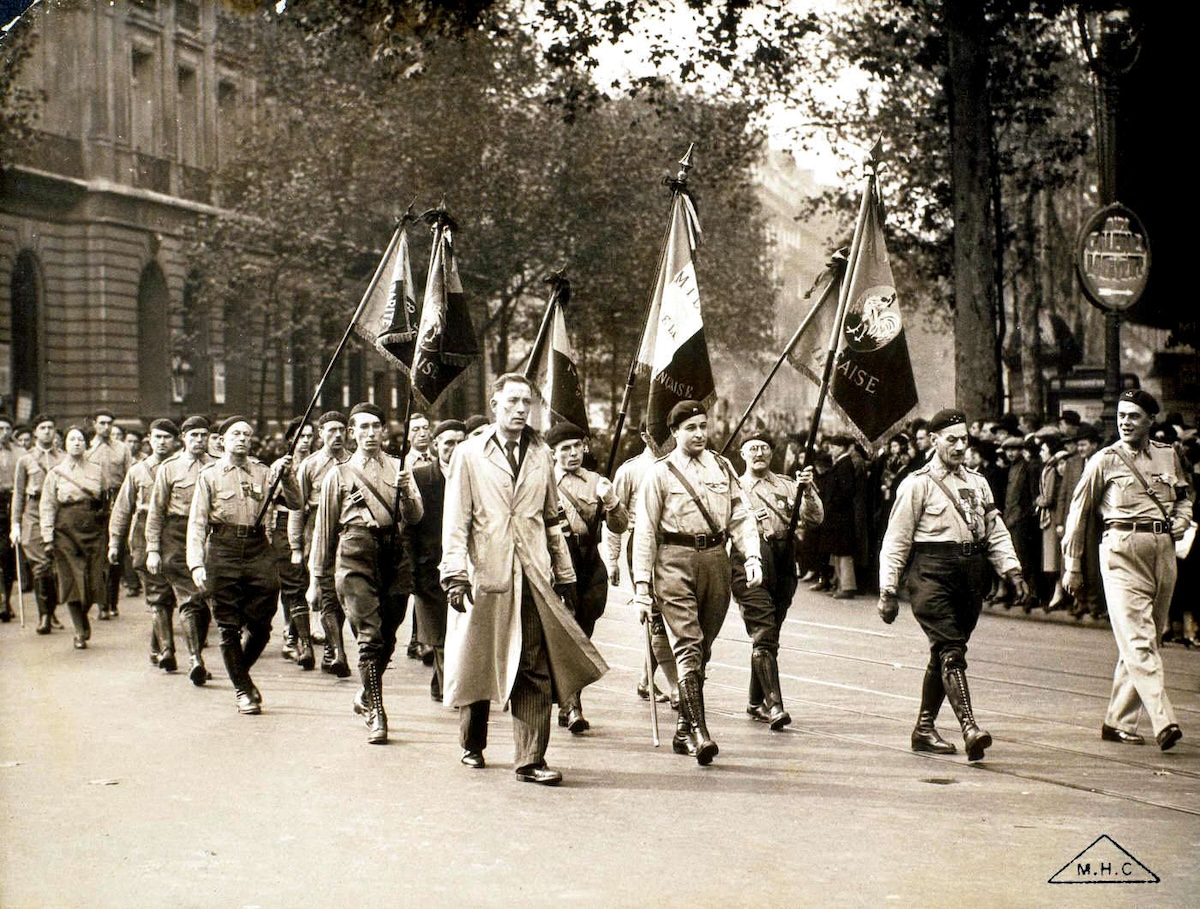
[1149,472,1177,504]
[1111,476,1143,509]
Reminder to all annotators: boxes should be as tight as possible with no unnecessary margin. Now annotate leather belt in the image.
[1105,519,1168,534]
[661,530,727,550]
[209,523,265,539]
[912,540,987,557]
[342,524,398,540]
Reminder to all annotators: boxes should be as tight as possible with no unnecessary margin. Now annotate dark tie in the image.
[504,440,520,476]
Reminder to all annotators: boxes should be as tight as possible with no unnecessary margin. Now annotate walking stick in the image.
[643,614,660,747]
[14,538,26,627]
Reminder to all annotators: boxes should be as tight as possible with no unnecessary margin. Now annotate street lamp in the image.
[1076,2,1143,439]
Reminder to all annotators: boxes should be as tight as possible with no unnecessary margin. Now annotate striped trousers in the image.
[459,580,553,770]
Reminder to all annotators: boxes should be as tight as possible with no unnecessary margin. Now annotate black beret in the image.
[284,415,308,441]
[30,413,54,429]
[928,408,968,433]
[1075,422,1101,443]
[317,410,347,428]
[432,419,467,439]
[94,408,115,420]
[545,421,588,448]
[464,414,489,434]
[179,415,210,434]
[13,423,30,434]
[149,418,180,437]
[1119,388,1159,416]
[1059,409,1081,426]
[740,431,774,449]
[348,402,385,423]
[667,400,707,430]
[218,414,251,435]
[0,413,12,425]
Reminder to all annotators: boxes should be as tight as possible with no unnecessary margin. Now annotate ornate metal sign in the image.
[1075,202,1150,312]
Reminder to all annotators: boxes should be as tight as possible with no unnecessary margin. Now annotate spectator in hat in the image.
[1034,434,1069,612]
[818,433,864,599]
[995,435,1034,607]
[1052,422,1104,618]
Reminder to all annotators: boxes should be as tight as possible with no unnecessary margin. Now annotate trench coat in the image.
[439,426,608,708]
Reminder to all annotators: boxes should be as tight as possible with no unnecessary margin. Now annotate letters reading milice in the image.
[836,354,880,394]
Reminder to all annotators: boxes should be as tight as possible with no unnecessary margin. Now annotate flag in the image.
[786,256,845,387]
[828,176,918,444]
[354,226,419,372]
[638,191,715,445]
[410,222,480,408]
[528,292,589,433]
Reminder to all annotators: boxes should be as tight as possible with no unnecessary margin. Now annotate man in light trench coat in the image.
[440,373,608,785]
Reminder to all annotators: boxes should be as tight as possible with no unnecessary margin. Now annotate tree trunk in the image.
[945,0,1000,419]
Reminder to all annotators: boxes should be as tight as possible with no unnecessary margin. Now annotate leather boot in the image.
[671,708,697,756]
[241,626,269,705]
[66,601,89,649]
[560,692,589,734]
[942,664,991,761]
[678,671,718,765]
[321,612,351,678]
[362,659,388,744]
[155,608,177,672]
[746,655,768,721]
[183,613,208,686]
[752,648,791,730]
[219,631,260,715]
[34,576,52,635]
[291,607,315,670]
[911,666,956,754]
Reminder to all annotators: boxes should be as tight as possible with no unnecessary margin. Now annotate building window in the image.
[131,48,156,153]
[137,263,171,416]
[217,80,238,168]
[177,66,198,166]
[7,251,42,421]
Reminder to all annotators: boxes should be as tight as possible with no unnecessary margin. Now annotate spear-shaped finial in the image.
[677,143,695,182]
[396,196,419,228]
[866,136,884,172]
[421,196,458,232]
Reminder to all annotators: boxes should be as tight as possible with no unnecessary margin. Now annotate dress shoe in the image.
[188,658,208,686]
[281,640,297,661]
[1100,724,1144,745]
[809,578,832,592]
[235,690,261,715]
[406,641,421,660]
[461,750,486,769]
[328,656,351,678]
[0,606,13,622]
[419,643,435,666]
[247,680,263,705]
[73,635,87,650]
[150,651,159,665]
[36,614,52,635]
[799,570,817,582]
[515,764,562,785]
[557,711,569,728]
[746,702,770,723]
[831,590,856,600]
[50,614,65,630]
[565,707,589,735]
[1156,724,1183,752]
[99,608,111,620]
[158,651,178,673]
[110,605,119,618]
[636,681,670,703]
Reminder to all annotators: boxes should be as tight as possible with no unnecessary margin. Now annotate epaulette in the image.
[913,464,931,476]
[964,465,982,477]
[1149,439,1172,450]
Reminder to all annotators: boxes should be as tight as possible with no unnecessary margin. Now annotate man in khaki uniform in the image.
[0,414,21,622]
[108,419,179,668]
[11,414,64,634]
[87,408,132,619]
[146,415,214,684]
[547,421,629,733]
[735,431,823,730]
[289,411,351,677]
[633,400,762,766]
[1063,389,1193,751]
[308,403,423,744]
[878,408,1026,762]
[187,416,295,715]
[271,417,313,668]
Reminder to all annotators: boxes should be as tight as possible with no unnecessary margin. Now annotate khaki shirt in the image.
[632,447,760,586]
[739,470,824,540]
[109,453,166,552]
[186,456,275,570]
[308,451,423,578]
[1061,439,1194,574]
[287,447,348,554]
[555,466,629,540]
[145,451,214,555]
[0,441,21,495]
[87,437,132,495]
[12,446,64,530]
[39,459,103,543]
[602,447,655,572]
[878,454,1020,593]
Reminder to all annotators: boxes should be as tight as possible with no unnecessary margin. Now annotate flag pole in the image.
[523,269,569,383]
[252,219,405,527]
[603,143,694,480]
[718,249,849,457]
[782,148,879,552]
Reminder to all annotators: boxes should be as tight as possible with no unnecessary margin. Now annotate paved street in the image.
[2,581,1198,909]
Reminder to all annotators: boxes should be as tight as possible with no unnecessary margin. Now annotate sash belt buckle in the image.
[235,524,251,539]
[960,541,975,557]
[1152,520,1165,535]
[694,533,708,550]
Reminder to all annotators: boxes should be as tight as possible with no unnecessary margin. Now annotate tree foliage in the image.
[0,12,41,168]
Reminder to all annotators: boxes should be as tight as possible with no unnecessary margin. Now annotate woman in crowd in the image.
[1034,434,1069,613]
[40,426,107,650]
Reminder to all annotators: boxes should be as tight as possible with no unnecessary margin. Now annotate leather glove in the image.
[446,581,473,613]
[555,581,579,615]
[1007,570,1029,605]
[878,591,899,625]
